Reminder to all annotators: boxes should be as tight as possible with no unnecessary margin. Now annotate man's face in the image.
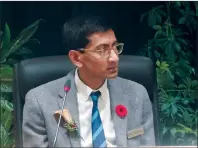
[80,29,119,79]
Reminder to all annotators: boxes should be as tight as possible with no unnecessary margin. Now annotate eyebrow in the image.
[96,40,118,49]
[112,40,118,46]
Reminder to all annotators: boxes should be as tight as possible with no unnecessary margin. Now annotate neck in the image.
[78,69,105,90]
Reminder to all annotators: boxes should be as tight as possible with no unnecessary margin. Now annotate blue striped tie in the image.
[90,91,107,148]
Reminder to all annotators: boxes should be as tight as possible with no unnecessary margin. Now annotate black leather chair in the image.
[13,55,160,147]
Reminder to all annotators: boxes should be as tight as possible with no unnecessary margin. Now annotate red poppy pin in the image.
[115,104,128,118]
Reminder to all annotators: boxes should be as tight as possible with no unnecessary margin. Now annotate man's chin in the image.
[106,72,118,79]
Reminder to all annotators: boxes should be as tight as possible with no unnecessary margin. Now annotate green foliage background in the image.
[139,1,198,145]
[0,19,43,147]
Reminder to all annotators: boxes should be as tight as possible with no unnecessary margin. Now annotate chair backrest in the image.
[13,55,160,147]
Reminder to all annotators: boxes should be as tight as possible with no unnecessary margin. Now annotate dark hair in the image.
[62,15,113,51]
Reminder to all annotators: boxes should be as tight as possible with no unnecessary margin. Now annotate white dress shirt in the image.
[74,69,116,147]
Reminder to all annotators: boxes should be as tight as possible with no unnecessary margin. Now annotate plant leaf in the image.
[154,50,160,58]
[1,23,11,50]
[0,31,3,44]
[4,58,19,65]
[170,128,177,137]
[155,38,168,44]
[178,16,187,24]
[171,104,178,114]
[140,13,148,23]
[178,84,187,89]
[191,80,198,88]
[184,2,191,11]
[0,19,44,63]
[157,7,167,17]
[162,127,168,135]
[0,124,9,146]
[23,38,40,47]
[153,25,162,30]
[156,60,160,67]
[0,98,13,112]
[165,41,177,61]
[0,23,11,63]
[12,47,34,56]
[0,84,12,93]
[176,38,188,46]
[166,24,173,38]
[156,12,162,24]
[1,109,13,132]
[148,12,157,27]
[173,40,181,52]
[161,103,170,111]
[154,30,165,39]
[0,64,13,79]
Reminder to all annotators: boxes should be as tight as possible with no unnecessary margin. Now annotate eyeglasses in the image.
[79,43,124,59]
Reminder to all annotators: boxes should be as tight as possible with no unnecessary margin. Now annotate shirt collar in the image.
[75,68,107,102]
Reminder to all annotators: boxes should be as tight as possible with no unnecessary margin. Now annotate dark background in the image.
[1,1,163,57]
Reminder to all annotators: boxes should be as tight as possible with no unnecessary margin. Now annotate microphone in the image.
[53,80,71,147]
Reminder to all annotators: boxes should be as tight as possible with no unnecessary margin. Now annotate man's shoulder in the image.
[112,77,150,105]
[116,76,146,90]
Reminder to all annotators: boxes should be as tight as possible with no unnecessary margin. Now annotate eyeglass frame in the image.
[78,42,124,59]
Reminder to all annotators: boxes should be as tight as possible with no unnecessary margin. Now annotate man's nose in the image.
[108,49,119,62]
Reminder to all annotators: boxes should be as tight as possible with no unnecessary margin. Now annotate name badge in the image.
[127,127,144,139]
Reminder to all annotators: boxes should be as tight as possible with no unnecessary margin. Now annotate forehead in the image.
[86,29,117,48]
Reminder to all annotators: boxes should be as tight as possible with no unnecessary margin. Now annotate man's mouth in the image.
[107,66,118,70]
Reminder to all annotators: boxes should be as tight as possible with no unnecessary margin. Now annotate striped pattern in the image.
[90,91,107,148]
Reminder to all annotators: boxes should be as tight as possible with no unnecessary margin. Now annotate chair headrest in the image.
[14,55,156,102]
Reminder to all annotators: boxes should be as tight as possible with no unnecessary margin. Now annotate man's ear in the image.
[68,50,82,67]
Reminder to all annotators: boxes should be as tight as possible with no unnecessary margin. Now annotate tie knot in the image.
[90,91,101,102]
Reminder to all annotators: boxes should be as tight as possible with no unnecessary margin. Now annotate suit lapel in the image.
[108,79,127,147]
[57,70,81,147]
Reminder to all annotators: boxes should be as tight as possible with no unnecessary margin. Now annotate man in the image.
[22,15,155,147]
